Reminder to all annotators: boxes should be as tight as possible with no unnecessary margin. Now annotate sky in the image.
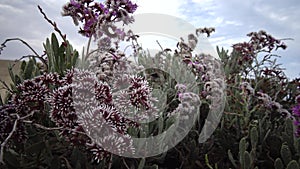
[0,0,299,79]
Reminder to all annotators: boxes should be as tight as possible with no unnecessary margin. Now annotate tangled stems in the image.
[0,110,35,164]
[0,38,48,71]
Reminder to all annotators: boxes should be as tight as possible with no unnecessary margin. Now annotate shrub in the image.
[0,1,299,169]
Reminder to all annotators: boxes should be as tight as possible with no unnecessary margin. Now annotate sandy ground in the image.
[0,60,20,103]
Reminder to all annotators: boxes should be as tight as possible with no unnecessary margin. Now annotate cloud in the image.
[135,0,184,17]
[0,0,298,78]
[0,0,88,60]
[178,0,300,78]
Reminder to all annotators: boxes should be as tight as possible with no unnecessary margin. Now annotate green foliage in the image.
[1,24,299,169]
[286,160,300,169]
[281,143,292,166]
[43,33,79,75]
[275,158,284,169]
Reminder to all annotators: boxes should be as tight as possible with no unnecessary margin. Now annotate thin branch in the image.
[0,39,48,71]
[224,111,243,117]
[122,158,130,169]
[85,36,93,61]
[123,44,133,54]
[0,114,19,164]
[37,5,67,43]
[60,156,72,169]
[108,154,113,169]
[18,111,35,120]
[0,117,9,125]
[156,40,164,52]
[33,123,63,131]
[13,55,48,71]
[0,109,86,164]
[279,38,294,41]
[22,120,86,135]
[22,121,63,131]
[0,38,39,56]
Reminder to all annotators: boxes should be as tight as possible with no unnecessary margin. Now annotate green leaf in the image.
[8,63,15,84]
[158,116,164,134]
[285,118,294,136]
[50,35,61,74]
[23,58,35,80]
[274,158,284,169]
[0,94,3,106]
[250,126,258,148]
[72,51,79,68]
[51,33,59,57]
[286,160,299,169]
[296,138,300,154]
[138,158,146,169]
[44,38,54,72]
[20,60,26,77]
[239,137,247,166]
[243,151,251,169]
[228,149,237,168]
[14,75,21,85]
[66,42,72,66]
[284,118,295,148]
[250,149,256,165]
[281,143,292,166]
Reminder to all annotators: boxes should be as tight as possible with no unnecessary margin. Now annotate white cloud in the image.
[135,0,184,17]
[0,4,23,13]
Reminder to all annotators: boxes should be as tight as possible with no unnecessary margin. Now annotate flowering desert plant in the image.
[0,0,299,169]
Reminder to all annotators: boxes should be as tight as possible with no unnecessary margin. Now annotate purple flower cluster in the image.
[69,69,138,160]
[292,95,300,136]
[232,42,255,65]
[62,0,137,37]
[186,54,212,81]
[11,72,73,120]
[86,142,110,163]
[240,81,255,96]
[256,91,291,118]
[233,30,287,65]
[174,32,225,104]
[261,67,287,81]
[247,31,287,52]
[49,85,77,129]
[128,75,152,110]
[0,72,74,148]
[0,67,143,163]
[95,81,113,104]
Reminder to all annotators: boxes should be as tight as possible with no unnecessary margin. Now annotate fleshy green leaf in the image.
[286,160,299,169]
[274,158,284,169]
[138,158,146,169]
[281,143,292,166]
[228,149,237,168]
[250,126,258,148]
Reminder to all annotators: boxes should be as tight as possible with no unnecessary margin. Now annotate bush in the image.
[0,0,299,168]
